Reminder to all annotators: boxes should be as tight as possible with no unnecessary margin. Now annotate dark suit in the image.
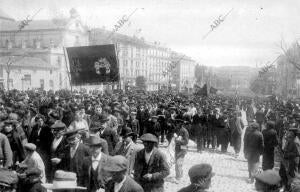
[49,136,68,181]
[85,153,110,192]
[59,143,91,187]
[114,141,137,175]
[29,124,53,180]
[105,176,144,192]
[100,128,119,155]
[262,128,278,170]
[134,148,170,192]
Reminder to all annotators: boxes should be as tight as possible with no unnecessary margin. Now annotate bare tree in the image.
[279,39,300,70]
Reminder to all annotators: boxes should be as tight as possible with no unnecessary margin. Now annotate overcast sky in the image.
[1,0,300,67]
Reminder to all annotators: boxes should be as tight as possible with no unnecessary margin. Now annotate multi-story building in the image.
[0,8,88,90]
[0,9,196,92]
[89,28,172,91]
[171,52,196,92]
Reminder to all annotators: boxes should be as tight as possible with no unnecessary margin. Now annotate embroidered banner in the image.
[65,44,119,86]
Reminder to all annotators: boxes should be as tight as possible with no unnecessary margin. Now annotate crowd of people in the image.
[0,89,299,192]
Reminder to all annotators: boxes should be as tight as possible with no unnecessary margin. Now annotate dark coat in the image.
[114,142,137,175]
[244,127,264,163]
[29,124,53,158]
[85,153,110,191]
[105,176,144,192]
[100,128,119,155]
[21,180,46,192]
[255,110,265,123]
[49,136,68,181]
[59,143,91,187]
[134,148,170,191]
[262,128,278,152]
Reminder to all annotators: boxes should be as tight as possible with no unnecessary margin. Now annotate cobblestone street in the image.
[163,147,256,192]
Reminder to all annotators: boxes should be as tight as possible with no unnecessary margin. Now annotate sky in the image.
[1,0,300,67]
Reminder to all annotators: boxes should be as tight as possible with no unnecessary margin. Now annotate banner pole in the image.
[63,47,73,92]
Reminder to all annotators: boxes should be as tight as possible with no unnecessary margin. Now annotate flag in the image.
[65,44,119,86]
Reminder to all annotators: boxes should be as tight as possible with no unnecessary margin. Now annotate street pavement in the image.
[163,110,257,192]
[162,146,257,192]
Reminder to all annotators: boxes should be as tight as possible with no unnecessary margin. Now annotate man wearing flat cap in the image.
[177,163,214,192]
[105,155,143,192]
[21,143,46,183]
[53,129,90,188]
[85,135,110,192]
[134,133,170,192]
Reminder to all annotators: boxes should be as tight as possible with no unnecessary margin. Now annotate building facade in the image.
[171,53,196,92]
[89,28,172,91]
[0,9,196,92]
[0,8,88,91]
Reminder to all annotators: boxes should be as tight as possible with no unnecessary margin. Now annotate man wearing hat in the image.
[114,127,138,176]
[0,132,13,168]
[83,135,109,192]
[21,143,46,183]
[128,112,140,141]
[243,122,264,183]
[262,121,278,171]
[19,167,46,192]
[1,118,25,166]
[174,119,189,182]
[134,133,170,192]
[53,129,90,188]
[49,121,68,181]
[144,116,161,140]
[0,169,18,192]
[177,163,214,192]
[99,114,119,155]
[104,155,143,192]
[42,170,86,192]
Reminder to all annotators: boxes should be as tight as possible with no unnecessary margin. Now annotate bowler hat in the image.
[64,129,82,140]
[87,135,104,147]
[140,133,158,143]
[103,155,128,172]
[24,143,36,151]
[188,163,214,179]
[120,127,136,138]
[0,169,18,187]
[42,170,86,190]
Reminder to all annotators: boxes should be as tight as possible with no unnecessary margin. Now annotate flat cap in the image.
[0,169,18,187]
[25,168,41,177]
[140,133,158,143]
[103,155,128,172]
[188,163,214,179]
[24,143,37,151]
[254,170,281,185]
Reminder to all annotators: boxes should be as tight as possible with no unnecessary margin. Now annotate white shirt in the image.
[145,149,154,164]
[114,176,126,192]
[52,136,63,151]
[92,152,102,170]
[70,142,80,158]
